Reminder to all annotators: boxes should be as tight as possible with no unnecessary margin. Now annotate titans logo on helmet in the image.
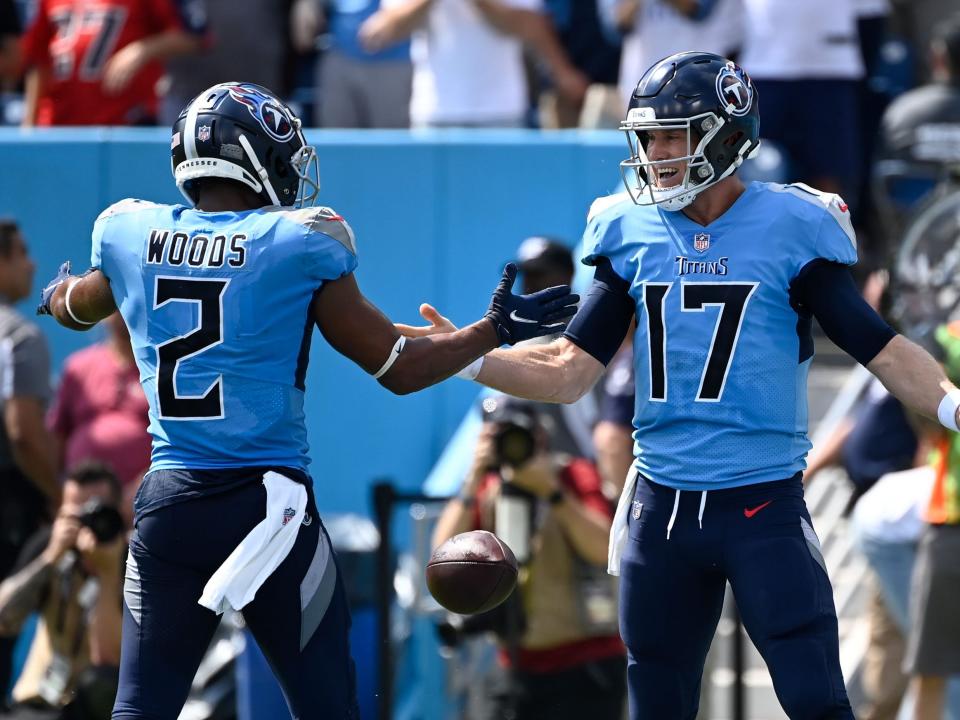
[228,84,296,143]
[715,62,753,117]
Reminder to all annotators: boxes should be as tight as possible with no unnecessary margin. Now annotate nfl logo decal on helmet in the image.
[197,125,211,142]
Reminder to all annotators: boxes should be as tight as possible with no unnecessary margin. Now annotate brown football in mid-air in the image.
[426,530,518,615]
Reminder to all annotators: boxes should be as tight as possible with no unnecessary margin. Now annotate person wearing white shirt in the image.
[360,0,589,127]
[739,0,864,201]
[601,0,744,110]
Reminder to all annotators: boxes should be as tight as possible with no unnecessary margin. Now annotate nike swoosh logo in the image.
[509,310,538,324]
[743,500,773,518]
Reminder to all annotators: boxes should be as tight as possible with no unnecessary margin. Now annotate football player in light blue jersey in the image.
[36,82,578,720]
[400,52,960,719]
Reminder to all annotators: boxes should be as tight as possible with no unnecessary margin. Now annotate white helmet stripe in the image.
[184,95,202,161]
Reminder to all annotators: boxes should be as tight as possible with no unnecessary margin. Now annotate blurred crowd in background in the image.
[1,0,960,718]
[0,0,957,264]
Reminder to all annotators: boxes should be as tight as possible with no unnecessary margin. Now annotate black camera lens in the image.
[482,396,540,468]
[494,424,536,468]
[78,499,124,543]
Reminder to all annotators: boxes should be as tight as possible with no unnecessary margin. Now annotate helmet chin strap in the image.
[238,134,281,206]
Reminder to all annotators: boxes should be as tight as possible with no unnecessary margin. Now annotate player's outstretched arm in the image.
[312,264,578,395]
[397,304,606,404]
[795,261,960,432]
[37,263,116,331]
[868,335,960,430]
[478,339,605,404]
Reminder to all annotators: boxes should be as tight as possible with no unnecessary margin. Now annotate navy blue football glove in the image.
[484,263,580,346]
[37,261,72,317]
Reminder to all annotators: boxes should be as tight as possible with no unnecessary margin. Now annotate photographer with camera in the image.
[0,462,126,720]
[431,394,625,720]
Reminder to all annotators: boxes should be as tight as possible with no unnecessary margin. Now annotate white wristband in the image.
[64,279,96,326]
[373,336,406,379]
[937,389,960,432]
[455,356,485,381]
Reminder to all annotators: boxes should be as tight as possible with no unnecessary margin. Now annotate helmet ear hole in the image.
[723,131,744,147]
[273,151,289,179]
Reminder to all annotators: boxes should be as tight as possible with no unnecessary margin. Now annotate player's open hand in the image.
[395,303,458,338]
[37,260,71,316]
[485,263,579,345]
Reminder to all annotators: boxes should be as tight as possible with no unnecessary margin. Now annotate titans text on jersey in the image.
[674,256,729,276]
[584,181,857,491]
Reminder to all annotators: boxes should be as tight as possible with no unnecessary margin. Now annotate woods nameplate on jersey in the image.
[145,229,248,269]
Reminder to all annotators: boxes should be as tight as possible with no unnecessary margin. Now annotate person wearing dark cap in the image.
[516,236,576,294]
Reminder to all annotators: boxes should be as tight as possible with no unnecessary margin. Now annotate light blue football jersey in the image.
[583,181,858,490]
[91,199,358,472]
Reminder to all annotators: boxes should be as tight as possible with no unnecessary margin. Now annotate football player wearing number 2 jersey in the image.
[36,82,578,719]
[401,52,960,720]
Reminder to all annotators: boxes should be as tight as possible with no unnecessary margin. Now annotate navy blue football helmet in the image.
[621,52,761,211]
[171,82,319,208]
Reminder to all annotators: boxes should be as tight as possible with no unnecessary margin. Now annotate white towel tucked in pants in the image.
[199,471,307,614]
[607,466,639,576]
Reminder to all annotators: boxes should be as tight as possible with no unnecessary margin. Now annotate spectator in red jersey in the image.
[18,0,204,126]
[47,312,150,521]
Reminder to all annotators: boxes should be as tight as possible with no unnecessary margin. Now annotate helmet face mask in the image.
[620,53,761,212]
[291,145,321,208]
[171,82,321,209]
[621,111,725,211]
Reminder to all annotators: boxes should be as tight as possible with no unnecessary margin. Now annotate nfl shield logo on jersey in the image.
[694,233,711,253]
[197,125,211,142]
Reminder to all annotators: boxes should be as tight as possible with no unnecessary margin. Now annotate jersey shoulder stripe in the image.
[96,198,167,223]
[278,206,357,256]
[765,182,856,251]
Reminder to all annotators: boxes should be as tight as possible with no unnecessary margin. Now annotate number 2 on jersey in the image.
[154,277,228,420]
[643,282,758,402]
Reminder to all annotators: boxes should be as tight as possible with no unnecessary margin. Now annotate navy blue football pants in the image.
[112,479,358,719]
[619,474,853,720]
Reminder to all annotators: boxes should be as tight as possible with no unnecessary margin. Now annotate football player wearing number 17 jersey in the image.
[401,52,960,720]
[36,82,578,719]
